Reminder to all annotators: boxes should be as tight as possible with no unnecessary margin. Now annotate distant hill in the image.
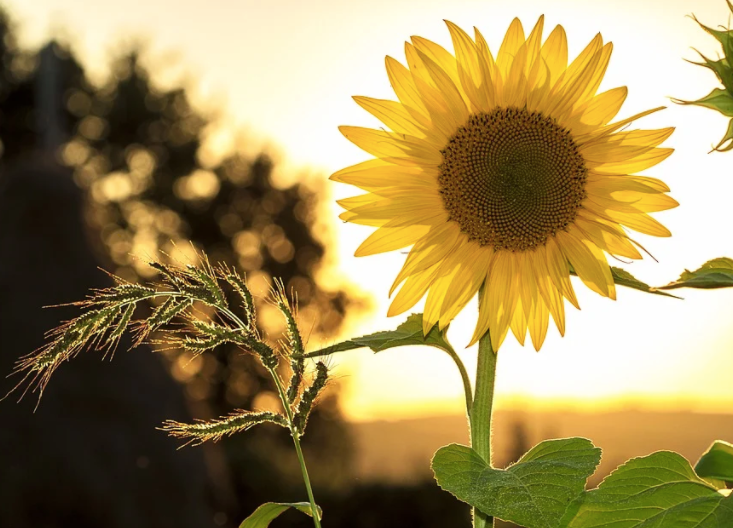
[350,409,733,486]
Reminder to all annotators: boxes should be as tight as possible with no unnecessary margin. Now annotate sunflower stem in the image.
[469,327,497,528]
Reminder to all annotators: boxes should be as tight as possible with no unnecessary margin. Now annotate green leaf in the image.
[239,502,321,528]
[569,265,680,299]
[608,267,681,298]
[677,88,733,117]
[432,438,601,528]
[693,13,733,65]
[660,258,733,289]
[690,53,733,97]
[562,451,733,528]
[305,313,455,357]
[696,441,733,484]
[712,118,733,152]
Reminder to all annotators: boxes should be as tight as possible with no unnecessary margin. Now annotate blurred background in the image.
[0,0,732,527]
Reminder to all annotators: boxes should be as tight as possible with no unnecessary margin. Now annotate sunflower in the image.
[332,16,676,351]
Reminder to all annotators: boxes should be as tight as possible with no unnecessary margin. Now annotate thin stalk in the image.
[291,430,321,526]
[209,298,321,527]
[270,368,322,528]
[444,347,473,414]
[469,326,498,528]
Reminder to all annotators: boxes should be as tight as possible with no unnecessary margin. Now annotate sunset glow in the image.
[11,0,733,422]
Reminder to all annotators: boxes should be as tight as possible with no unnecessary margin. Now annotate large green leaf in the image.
[432,438,601,528]
[696,441,733,484]
[239,502,321,528]
[660,258,733,289]
[305,313,454,357]
[562,451,733,528]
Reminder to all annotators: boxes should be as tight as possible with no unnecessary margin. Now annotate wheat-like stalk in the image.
[6,252,330,444]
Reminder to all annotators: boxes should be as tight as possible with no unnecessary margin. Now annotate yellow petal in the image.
[554,33,603,95]
[385,55,434,129]
[470,279,492,346]
[497,18,526,80]
[529,297,550,351]
[548,44,604,119]
[339,126,443,166]
[474,27,501,106]
[592,148,674,174]
[331,161,438,191]
[411,36,458,72]
[445,20,489,112]
[544,237,580,309]
[581,143,658,165]
[343,197,444,223]
[586,174,670,195]
[597,127,675,149]
[556,229,614,299]
[405,43,462,139]
[352,96,431,139]
[540,25,568,88]
[575,42,613,107]
[510,297,528,346]
[568,86,628,135]
[604,209,672,237]
[388,262,441,316]
[613,191,678,213]
[414,48,470,125]
[423,267,459,334]
[503,43,529,106]
[487,251,519,350]
[590,106,666,142]
[524,16,545,74]
[544,277,566,336]
[354,224,431,256]
[574,216,642,260]
[391,222,464,293]
[439,245,493,326]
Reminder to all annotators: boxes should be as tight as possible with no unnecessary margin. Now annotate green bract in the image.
[676,0,733,151]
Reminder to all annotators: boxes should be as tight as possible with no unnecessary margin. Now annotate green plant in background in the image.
[675,0,733,151]
[9,257,326,527]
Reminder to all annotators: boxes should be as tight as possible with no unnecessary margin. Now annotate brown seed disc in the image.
[438,107,587,252]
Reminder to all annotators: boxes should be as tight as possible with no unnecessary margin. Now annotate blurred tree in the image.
[0,10,214,528]
[0,5,361,525]
[64,49,360,519]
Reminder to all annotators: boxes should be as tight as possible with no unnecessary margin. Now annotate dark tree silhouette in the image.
[0,13,214,527]
[0,6,360,525]
[63,49,361,518]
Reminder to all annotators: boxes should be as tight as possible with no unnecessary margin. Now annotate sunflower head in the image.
[333,16,676,351]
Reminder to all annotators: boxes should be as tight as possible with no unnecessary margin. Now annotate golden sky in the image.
[10,0,733,421]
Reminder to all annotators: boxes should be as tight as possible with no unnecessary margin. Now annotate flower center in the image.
[438,107,587,252]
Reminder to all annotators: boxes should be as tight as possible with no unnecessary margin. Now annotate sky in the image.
[8,0,733,421]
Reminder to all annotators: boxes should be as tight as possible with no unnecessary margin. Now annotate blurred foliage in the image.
[0,4,368,522]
